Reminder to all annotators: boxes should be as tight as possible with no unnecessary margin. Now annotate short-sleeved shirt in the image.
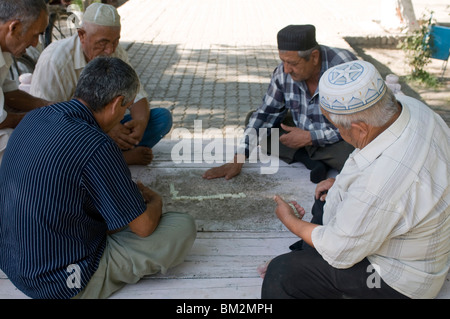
[311,95,450,299]
[0,99,147,299]
[237,45,357,156]
[0,45,19,123]
[29,34,147,103]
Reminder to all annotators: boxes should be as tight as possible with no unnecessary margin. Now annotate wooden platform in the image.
[0,140,448,299]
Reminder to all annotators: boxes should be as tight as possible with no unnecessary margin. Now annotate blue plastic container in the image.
[429,25,450,61]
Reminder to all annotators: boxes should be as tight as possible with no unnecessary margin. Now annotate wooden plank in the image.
[0,279,29,299]
[111,278,264,299]
[147,232,297,280]
[188,236,296,257]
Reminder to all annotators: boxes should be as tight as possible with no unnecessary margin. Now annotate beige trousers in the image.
[74,211,197,299]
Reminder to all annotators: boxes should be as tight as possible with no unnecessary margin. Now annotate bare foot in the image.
[123,147,154,165]
[257,260,271,278]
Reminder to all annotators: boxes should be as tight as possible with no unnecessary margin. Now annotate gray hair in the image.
[279,45,321,61]
[327,87,399,129]
[74,57,140,112]
[0,0,48,33]
[297,44,320,61]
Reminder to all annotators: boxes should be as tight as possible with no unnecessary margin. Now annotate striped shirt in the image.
[311,95,450,299]
[0,99,146,299]
[237,45,357,156]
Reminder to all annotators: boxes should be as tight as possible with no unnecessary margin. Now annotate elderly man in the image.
[203,25,357,183]
[261,60,449,299]
[0,57,196,299]
[0,0,51,162]
[30,3,172,165]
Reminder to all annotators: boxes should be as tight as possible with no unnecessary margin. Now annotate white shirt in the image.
[30,34,147,103]
[0,45,19,123]
[0,45,18,163]
[311,95,450,299]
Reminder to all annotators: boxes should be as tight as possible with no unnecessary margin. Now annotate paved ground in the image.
[117,0,450,135]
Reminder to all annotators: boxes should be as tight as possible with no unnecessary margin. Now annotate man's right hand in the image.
[128,182,163,238]
[0,113,25,129]
[315,178,335,201]
[202,154,245,180]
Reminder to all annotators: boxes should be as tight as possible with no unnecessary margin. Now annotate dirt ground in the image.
[351,46,450,125]
[131,163,317,232]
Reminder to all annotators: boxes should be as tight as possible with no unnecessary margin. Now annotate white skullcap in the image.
[319,60,387,114]
[82,3,121,27]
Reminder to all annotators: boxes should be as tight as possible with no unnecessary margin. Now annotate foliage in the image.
[399,11,440,88]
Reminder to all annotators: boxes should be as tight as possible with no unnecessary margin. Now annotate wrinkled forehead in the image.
[82,22,121,38]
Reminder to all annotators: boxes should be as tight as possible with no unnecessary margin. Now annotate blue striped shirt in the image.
[0,99,147,299]
[239,46,357,156]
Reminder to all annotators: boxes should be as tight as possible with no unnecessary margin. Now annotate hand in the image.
[108,123,140,150]
[274,195,318,246]
[123,119,146,144]
[273,195,306,222]
[202,154,245,180]
[315,177,335,201]
[279,124,312,149]
[137,181,162,205]
[0,113,25,129]
[129,181,162,237]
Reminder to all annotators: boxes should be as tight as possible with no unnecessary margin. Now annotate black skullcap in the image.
[277,25,318,51]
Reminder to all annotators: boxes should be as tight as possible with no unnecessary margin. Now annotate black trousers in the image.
[261,199,409,299]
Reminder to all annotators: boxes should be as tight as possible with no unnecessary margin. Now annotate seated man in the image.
[262,61,449,299]
[30,2,172,165]
[0,0,51,162]
[0,57,196,299]
[203,25,356,183]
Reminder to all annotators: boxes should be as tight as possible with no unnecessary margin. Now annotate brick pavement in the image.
[118,0,450,133]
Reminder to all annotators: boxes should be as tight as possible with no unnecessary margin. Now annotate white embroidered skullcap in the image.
[82,3,121,27]
[319,60,387,114]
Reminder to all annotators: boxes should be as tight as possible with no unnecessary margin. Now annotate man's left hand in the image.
[123,119,146,144]
[108,123,139,150]
[279,124,312,149]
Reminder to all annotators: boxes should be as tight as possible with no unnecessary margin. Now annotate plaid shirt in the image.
[238,46,357,156]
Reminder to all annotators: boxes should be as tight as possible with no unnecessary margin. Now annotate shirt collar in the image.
[51,98,99,128]
[0,47,6,69]
[73,35,88,70]
[351,101,410,170]
[0,45,12,69]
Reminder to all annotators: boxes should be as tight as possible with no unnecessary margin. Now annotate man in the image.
[262,60,449,299]
[0,0,51,162]
[203,25,357,183]
[0,57,196,299]
[30,3,172,165]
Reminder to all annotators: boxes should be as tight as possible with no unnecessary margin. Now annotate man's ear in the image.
[77,28,86,42]
[110,95,125,113]
[350,121,370,140]
[311,49,320,65]
[8,20,22,37]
